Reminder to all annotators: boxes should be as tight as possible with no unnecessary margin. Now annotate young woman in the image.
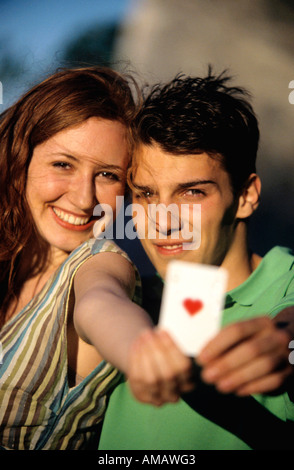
[0,67,193,450]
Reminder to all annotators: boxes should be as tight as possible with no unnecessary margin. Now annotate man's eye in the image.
[185,189,205,197]
[98,171,119,181]
[135,191,152,199]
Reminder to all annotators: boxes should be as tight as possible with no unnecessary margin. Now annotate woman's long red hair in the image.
[0,66,139,325]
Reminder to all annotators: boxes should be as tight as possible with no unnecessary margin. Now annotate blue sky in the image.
[0,0,129,59]
[0,0,131,105]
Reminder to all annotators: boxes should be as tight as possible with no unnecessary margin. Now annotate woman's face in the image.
[26,117,129,263]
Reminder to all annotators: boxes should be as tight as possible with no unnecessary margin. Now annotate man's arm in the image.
[197,310,294,396]
[273,306,294,339]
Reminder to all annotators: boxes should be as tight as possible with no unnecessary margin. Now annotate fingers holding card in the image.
[159,261,228,357]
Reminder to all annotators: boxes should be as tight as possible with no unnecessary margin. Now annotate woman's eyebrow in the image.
[50,152,124,171]
[50,152,78,161]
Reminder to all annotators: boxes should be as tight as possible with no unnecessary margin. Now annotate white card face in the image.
[158,260,228,356]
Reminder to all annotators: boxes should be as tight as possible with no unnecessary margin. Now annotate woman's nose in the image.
[69,176,97,211]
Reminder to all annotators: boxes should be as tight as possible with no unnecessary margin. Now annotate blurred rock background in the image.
[1,0,293,276]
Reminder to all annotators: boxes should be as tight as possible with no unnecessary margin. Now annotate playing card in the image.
[158,260,228,356]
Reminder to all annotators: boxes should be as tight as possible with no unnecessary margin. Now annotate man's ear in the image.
[236,173,261,219]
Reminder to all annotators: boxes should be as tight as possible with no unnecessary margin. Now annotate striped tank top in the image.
[0,238,141,450]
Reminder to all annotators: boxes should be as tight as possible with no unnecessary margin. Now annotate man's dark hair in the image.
[135,68,259,193]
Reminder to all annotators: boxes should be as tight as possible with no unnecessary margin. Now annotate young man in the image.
[98,71,294,450]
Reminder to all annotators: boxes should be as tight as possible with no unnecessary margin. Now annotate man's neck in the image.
[221,222,262,292]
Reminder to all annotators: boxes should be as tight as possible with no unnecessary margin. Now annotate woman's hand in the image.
[126,329,195,406]
[197,316,293,396]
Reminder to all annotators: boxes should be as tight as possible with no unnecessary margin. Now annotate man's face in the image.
[132,144,240,279]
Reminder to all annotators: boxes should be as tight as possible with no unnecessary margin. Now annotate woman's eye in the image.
[52,161,71,169]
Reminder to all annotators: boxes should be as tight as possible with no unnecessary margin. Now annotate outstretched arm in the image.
[126,328,195,406]
[73,252,195,404]
[73,251,153,373]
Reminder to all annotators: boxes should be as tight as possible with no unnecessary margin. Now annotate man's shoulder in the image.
[262,245,294,283]
[224,246,294,321]
[262,246,294,316]
[264,246,294,264]
[255,246,294,283]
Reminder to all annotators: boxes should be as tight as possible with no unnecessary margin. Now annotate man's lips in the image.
[153,242,185,255]
[51,206,97,231]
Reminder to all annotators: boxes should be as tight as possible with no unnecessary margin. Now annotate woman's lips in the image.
[51,206,97,232]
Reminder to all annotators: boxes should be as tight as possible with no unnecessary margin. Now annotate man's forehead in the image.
[135,143,165,163]
[135,143,191,172]
[133,143,223,182]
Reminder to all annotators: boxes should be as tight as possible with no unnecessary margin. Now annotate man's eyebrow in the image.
[131,182,154,192]
[132,180,217,193]
[177,180,217,190]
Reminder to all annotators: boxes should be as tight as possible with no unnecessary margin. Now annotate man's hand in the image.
[197,316,293,396]
[126,329,195,406]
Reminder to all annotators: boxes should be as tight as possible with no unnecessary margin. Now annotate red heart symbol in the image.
[183,298,203,316]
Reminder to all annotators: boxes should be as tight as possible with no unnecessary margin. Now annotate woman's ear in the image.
[236,173,261,219]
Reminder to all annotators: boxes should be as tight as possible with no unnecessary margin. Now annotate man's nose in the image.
[149,202,182,237]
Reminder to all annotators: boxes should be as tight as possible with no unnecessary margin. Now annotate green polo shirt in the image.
[98,247,294,450]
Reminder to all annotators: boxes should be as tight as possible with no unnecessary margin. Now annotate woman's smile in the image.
[51,206,96,231]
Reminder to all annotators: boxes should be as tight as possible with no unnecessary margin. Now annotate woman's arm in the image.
[73,251,153,373]
[73,251,195,404]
